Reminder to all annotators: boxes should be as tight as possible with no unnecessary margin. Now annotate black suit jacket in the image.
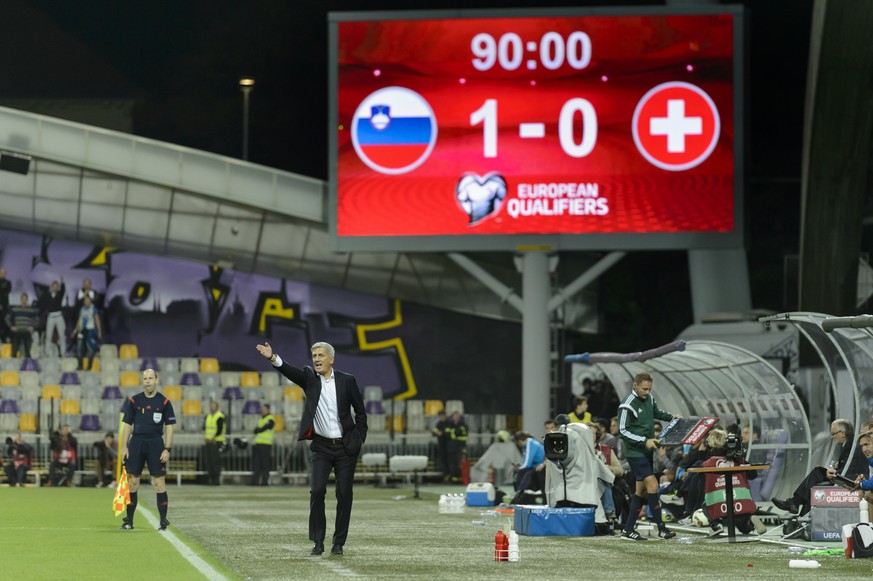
[276,360,368,456]
[838,440,868,478]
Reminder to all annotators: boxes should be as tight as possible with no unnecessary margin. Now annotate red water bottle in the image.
[494,529,508,561]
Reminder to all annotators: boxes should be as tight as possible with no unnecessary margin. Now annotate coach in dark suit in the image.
[256,340,367,556]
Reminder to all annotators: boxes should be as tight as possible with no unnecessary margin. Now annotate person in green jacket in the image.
[617,372,677,541]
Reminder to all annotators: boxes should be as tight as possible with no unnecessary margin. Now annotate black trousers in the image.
[204,442,222,485]
[791,466,829,515]
[309,438,358,547]
[251,444,272,486]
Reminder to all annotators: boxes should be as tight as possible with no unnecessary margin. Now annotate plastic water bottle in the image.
[439,494,448,514]
[788,560,820,569]
[471,520,487,526]
[786,546,805,555]
[860,498,869,524]
[508,530,519,562]
[677,537,693,544]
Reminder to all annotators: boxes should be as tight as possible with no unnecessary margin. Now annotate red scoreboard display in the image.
[329,6,744,252]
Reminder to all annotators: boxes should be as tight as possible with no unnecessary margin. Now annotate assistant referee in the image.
[120,368,176,531]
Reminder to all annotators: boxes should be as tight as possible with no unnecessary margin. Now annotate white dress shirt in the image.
[273,354,342,438]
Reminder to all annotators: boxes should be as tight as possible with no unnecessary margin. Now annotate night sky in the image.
[11,0,814,350]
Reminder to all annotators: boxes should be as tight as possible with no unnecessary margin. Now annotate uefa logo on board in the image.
[351,87,438,175]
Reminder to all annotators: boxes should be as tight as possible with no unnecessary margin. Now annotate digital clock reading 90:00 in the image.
[471,31,592,71]
[332,11,740,251]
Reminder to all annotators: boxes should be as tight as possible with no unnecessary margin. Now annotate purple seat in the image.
[20,358,40,372]
[60,372,80,385]
[102,386,123,400]
[140,357,159,371]
[80,414,101,431]
[242,400,262,414]
[222,387,243,401]
[180,372,200,386]
[365,400,384,415]
[0,400,19,414]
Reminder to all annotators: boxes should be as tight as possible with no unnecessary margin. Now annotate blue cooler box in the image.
[514,506,595,536]
[465,482,496,506]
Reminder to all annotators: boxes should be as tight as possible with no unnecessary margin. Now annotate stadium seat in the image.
[119,344,139,359]
[89,358,101,372]
[240,372,260,388]
[102,385,123,400]
[179,358,199,374]
[199,357,220,373]
[260,372,279,387]
[180,372,201,386]
[19,370,39,388]
[20,358,40,372]
[81,399,100,415]
[120,371,140,387]
[222,387,244,401]
[182,385,202,401]
[424,400,444,415]
[19,413,37,433]
[60,399,81,415]
[0,412,17,432]
[157,357,179,373]
[220,372,240,387]
[284,386,304,401]
[263,386,282,401]
[1,370,19,386]
[200,373,220,388]
[242,400,262,415]
[4,386,22,400]
[181,399,202,416]
[365,400,384,415]
[445,400,464,415]
[363,386,383,401]
[20,385,40,401]
[140,357,159,371]
[0,399,19,413]
[0,343,11,358]
[387,415,405,433]
[60,357,79,372]
[273,414,284,432]
[406,400,424,417]
[119,359,142,372]
[99,344,119,359]
[80,414,101,431]
[62,385,82,400]
[42,385,62,400]
[60,372,80,385]
[164,385,182,401]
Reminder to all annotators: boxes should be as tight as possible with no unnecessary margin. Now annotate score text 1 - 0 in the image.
[471,31,592,72]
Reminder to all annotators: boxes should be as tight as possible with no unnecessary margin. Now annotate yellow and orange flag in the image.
[112,467,131,517]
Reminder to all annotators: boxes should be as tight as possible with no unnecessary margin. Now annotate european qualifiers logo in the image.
[455,173,507,224]
[351,87,437,175]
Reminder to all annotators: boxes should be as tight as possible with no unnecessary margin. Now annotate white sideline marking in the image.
[279,544,361,577]
[138,505,230,581]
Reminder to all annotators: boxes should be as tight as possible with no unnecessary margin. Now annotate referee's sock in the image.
[624,495,645,533]
[157,491,168,521]
[127,491,138,523]
[647,493,664,527]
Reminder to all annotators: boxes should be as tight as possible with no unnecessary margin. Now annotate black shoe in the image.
[658,525,676,540]
[772,497,800,514]
[331,545,344,555]
[311,542,324,556]
[120,518,134,530]
[159,519,170,531]
[621,530,647,541]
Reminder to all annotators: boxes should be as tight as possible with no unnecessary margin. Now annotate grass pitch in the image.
[3,483,873,580]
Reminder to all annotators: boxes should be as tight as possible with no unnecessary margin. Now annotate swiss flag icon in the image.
[632,82,720,171]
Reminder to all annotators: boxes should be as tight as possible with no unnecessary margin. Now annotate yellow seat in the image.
[164,385,182,401]
[120,371,140,387]
[0,343,11,358]
[90,358,101,372]
[273,415,285,432]
[60,399,81,415]
[119,344,139,359]
[1,370,19,386]
[19,413,37,433]
[284,386,304,401]
[387,415,405,433]
[240,372,260,388]
[42,384,62,400]
[182,400,202,416]
[424,400,444,416]
[200,357,220,373]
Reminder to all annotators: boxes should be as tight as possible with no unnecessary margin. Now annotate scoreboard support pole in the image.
[521,251,551,434]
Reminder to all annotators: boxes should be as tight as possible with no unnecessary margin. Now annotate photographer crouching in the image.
[49,425,78,487]
[4,433,33,486]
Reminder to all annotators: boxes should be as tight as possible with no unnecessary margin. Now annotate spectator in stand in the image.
[9,292,38,358]
[4,433,33,487]
[72,294,102,370]
[0,268,11,342]
[431,410,451,481]
[76,278,98,308]
[49,426,79,487]
[772,419,869,516]
[445,411,468,483]
[569,395,592,424]
[43,276,67,357]
[93,431,118,488]
[511,431,545,503]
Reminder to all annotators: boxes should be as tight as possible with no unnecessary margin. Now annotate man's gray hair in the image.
[311,342,335,358]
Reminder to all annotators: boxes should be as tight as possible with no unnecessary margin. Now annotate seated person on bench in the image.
[772,419,868,515]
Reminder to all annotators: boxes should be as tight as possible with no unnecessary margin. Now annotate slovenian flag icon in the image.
[351,86,437,175]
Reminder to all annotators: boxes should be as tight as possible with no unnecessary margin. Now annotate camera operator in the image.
[4,433,33,487]
[49,425,78,487]
[700,428,760,536]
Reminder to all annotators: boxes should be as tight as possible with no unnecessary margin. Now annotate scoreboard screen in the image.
[328,6,744,252]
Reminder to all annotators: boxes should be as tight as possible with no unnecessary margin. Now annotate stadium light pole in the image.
[239,77,255,160]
